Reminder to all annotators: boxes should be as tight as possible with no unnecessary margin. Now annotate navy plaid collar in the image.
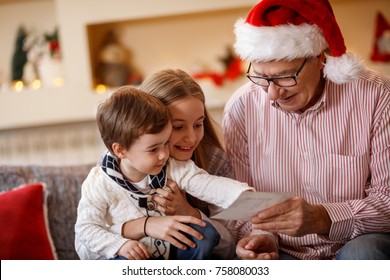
[101,152,167,196]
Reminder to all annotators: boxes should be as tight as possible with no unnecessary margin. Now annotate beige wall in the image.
[1,0,389,83]
[333,0,390,75]
[0,0,389,130]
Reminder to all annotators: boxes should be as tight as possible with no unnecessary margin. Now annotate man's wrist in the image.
[316,204,331,235]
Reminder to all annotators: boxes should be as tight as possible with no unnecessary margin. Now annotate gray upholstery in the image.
[0,164,94,259]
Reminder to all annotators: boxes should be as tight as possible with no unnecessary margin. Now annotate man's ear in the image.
[317,51,326,69]
[112,143,126,159]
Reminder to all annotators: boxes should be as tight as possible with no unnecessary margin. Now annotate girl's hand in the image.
[152,180,200,218]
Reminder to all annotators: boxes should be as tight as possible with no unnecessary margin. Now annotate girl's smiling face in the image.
[167,95,205,161]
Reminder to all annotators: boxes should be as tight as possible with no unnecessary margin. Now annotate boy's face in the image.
[117,122,172,182]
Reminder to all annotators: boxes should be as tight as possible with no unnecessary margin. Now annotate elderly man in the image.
[223,0,390,260]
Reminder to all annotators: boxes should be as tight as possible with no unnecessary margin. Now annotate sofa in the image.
[0,163,95,260]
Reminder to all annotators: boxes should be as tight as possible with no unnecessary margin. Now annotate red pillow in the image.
[0,183,57,260]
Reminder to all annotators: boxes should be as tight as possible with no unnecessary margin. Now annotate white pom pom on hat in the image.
[234,0,364,84]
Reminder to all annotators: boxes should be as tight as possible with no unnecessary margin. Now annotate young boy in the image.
[75,86,253,260]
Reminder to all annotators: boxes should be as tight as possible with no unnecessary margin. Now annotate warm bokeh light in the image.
[95,84,107,94]
[31,79,42,90]
[52,77,65,87]
[13,80,24,92]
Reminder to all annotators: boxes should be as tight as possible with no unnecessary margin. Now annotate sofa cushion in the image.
[0,164,95,259]
[0,183,56,260]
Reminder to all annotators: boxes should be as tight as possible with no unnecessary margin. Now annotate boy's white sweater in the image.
[75,157,253,259]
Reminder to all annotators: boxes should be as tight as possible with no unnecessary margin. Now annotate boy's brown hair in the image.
[96,86,170,156]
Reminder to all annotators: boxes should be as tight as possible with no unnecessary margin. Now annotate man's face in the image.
[251,57,324,112]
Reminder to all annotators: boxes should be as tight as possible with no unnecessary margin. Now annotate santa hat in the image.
[234,0,364,84]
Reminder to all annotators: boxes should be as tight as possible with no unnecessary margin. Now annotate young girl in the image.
[120,69,237,259]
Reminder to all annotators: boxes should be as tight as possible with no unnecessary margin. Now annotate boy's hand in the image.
[117,240,150,260]
[145,215,206,250]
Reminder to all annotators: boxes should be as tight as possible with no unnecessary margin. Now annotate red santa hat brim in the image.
[234,0,364,84]
[234,19,327,61]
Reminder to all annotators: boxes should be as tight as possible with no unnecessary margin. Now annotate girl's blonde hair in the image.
[139,69,223,170]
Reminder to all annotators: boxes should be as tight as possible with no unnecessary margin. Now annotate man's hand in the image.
[251,196,331,236]
[236,235,279,260]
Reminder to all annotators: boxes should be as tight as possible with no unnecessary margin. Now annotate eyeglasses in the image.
[246,58,308,88]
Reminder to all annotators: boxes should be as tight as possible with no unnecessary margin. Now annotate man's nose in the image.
[266,82,284,101]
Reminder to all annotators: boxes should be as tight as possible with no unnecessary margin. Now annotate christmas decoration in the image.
[371,12,390,62]
[11,26,28,81]
[192,46,243,87]
[23,30,46,85]
[37,28,65,87]
[219,46,242,81]
[10,26,64,88]
[44,28,61,59]
[96,30,143,87]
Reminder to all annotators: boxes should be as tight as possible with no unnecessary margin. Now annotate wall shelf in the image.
[0,0,257,130]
